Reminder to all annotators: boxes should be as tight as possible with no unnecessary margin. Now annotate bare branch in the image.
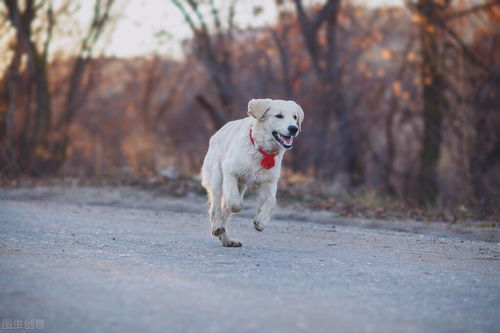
[445,1,500,20]
[171,0,198,32]
[408,1,493,76]
[80,0,115,59]
[196,95,226,129]
[310,0,339,35]
[185,0,209,33]
[42,1,54,61]
[209,0,222,33]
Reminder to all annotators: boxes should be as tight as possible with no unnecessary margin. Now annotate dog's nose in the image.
[288,125,298,136]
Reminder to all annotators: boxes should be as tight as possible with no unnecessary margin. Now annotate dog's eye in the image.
[293,115,297,120]
[276,114,283,119]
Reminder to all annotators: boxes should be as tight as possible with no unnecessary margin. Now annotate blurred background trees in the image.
[1,0,115,174]
[0,0,498,213]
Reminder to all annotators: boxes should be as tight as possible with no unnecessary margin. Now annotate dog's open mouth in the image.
[272,131,293,149]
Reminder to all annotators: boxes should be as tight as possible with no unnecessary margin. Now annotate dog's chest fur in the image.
[227,149,282,186]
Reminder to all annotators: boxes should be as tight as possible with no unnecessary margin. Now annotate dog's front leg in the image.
[222,162,243,213]
[253,181,277,232]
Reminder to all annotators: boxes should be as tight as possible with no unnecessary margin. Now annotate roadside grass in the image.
[1,172,498,226]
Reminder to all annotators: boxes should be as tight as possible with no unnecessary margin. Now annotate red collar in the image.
[249,127,278,169]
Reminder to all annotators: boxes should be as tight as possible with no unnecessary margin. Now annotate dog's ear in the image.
[248,98,272,120]
[296,103,304,131]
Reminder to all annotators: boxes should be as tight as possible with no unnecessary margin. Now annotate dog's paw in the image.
[212,227,226,237]
[222,240,242,247]
[253,220,265,232]
[229,202,243,213]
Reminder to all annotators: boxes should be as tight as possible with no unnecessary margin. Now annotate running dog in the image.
[201,98,304,247]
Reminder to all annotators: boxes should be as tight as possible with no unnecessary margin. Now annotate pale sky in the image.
[103,0,404,59]
[0,0,405,78]
[28,0,403,61]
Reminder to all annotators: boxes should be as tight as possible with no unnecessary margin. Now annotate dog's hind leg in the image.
[215,182,245,247]
[204,165,225,237]
[205,169,241,247]
[208,189,224,237]
[216,199,242,247]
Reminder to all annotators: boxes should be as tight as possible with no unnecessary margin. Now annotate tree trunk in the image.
[2,41,23,173]
[4,0,52,173]
[32,49,52,144]
[416,0,444,205]
[293,0,364,186]
[60,57,90,128]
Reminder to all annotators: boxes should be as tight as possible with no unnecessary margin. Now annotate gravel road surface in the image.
[0,189,499,332]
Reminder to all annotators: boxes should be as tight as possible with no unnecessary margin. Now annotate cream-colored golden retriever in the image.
[201,98,304,247]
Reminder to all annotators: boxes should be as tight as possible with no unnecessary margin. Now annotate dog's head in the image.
[248,98,304,150]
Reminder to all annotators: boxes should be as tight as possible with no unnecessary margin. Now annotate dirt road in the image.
[0,187,499,332]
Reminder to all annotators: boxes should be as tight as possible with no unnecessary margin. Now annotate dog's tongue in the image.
[281,135,293,146]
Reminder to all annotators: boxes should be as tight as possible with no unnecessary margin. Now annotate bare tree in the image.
[413,0,446,205]
[269,15,294,100]
[1,0,115,174]
[55,0,115,164]
[171,0,236,129]
[4,0,54,173]
[403,0,500,205]
[293,0,365,190]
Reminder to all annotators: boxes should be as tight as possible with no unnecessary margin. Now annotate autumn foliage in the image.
[0,0,498,213]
